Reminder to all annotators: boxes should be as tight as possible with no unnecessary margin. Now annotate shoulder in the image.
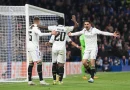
[30,24,37,29]
[65,26,74,29]
[33,26,39,30]
[48,25,57,29]
[82,28,86,31]
[92,27,98,30]
[92,27,100,32]
[48,25,56,28]
[48,25,57,31]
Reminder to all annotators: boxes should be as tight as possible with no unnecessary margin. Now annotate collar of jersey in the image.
[85,27,93,32]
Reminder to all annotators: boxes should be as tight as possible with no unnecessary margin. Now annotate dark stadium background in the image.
[0,0,130,71]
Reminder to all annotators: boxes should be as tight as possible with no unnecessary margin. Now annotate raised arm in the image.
[71,15,79,29]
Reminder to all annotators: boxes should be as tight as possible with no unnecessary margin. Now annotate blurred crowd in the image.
[1,0,130,70]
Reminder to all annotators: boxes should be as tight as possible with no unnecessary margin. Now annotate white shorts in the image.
[83,49,98,60]
[52,49,66,63]
[28,49,41,62]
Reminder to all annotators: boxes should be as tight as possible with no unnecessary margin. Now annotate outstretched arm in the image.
[45,35,55,46]
[66,35,81,49]
[34,29,56,36]
[68,30,83,36]
[69,41,81,50]
[96,29,120,37]
[37,25,48,29]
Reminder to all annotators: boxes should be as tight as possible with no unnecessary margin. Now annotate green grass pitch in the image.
[0,72,130,90]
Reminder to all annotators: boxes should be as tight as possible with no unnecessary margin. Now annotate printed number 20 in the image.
[54,32,66,41]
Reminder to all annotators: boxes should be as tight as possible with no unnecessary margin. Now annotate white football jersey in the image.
[48,25,73,50]
[28,24,51,51]
[71,27,114,50]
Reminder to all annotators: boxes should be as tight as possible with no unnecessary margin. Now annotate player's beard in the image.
[86,27,89,30]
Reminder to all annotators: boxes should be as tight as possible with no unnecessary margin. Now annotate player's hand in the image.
[77,46,82,50]
[68,32,71,36]
[113,31,120,38]
[71,15,76,22]
[51,30,57,35]
[45,42,51,46]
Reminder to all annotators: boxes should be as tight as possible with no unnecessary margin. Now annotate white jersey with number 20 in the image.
[48,25,74,50]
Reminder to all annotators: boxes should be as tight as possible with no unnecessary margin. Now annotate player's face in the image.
[36,20,40,25]
[84,22,91,30]
[34,20,40,25]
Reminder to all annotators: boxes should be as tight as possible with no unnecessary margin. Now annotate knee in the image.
[52,63,57,68]
[58,63,64,67]
[29,62,34,66]
[82,60,87,65]
[37,61,42,65]
[90,59,95,65]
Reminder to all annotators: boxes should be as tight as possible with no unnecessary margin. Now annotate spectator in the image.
[102,57,111,71]
[1,0,130,65]
[120,56,129,66]
[96,56,103,71]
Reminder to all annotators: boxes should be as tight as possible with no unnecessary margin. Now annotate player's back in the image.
[49,25,72,50]
[28,25,39,51]
[53,25,68,50]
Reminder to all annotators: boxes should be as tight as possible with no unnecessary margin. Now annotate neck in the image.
[86,27,91,31]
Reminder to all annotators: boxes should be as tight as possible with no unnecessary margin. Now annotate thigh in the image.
[57,50,66,63]
[83,50,91,60]
[90,49,98,59]
[29,50,41,62]
[52,50,58,63]
[28,51,33,62]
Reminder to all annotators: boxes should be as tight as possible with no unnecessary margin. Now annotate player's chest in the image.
[84,31,96,38]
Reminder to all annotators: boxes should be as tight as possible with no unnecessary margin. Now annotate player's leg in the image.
[81,49,87,79]
[28,51,35,85]
[82,50,91,74]
[85,60,91,74]
[57,50,66,84]
[81,65,87,79]
[52,50,58,84]
[87,59,98,79]
[37,60,43,81]
[31,50,49,85]
[88,49,97,83]
[57,63,64,84]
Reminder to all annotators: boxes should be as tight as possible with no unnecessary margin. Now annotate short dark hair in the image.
[84,20,94,27]
[33,17,40,21]
[84,20,92,24]
[57,17,64,25]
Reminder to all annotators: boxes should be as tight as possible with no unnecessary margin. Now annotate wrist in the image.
[76,45,79,48]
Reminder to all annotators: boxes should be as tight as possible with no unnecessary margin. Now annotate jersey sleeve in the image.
[65,26,74,32]
[95,28,114,36]
[71,29,84,36]
[48,26,56,31]
[34,27,51,36]
[49,35,55,43]
[66,35,72,42]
